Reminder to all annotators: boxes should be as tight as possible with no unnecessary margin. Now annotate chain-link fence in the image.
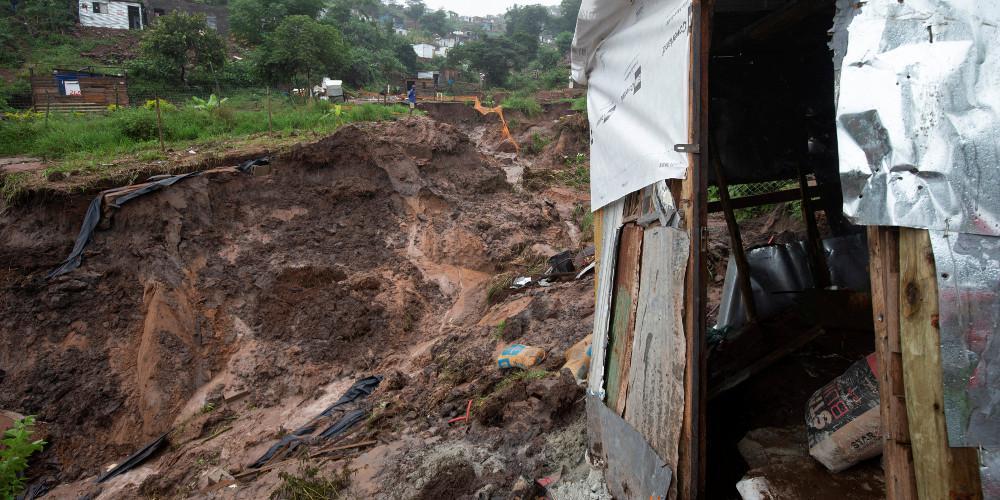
[727,180,798,198]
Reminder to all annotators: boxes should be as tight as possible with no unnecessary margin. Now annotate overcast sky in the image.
[421,0,561,17]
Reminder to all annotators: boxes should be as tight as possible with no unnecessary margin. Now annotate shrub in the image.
[143,99,177,112]
[115,110,160,141]
[501,95,542,116]
[0,416,46,499]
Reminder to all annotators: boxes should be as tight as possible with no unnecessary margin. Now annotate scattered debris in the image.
[806,353,882,472]
[96,433,168,483]
[561,335,592,384]
[497,344,547,370]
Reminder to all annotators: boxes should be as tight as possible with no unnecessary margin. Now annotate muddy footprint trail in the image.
[0,114,601,498]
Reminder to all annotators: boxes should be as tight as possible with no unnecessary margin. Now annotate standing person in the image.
[407,86,416,115]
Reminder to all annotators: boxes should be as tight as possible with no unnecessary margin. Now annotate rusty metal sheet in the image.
[587,396,673,499]
[929,231,1000,448]
[837,1,1000,237]
[622,226,688,478]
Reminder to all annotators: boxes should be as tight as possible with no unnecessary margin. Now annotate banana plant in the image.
[190,94,228,110]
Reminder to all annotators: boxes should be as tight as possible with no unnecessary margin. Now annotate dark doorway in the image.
[128,5,142,30]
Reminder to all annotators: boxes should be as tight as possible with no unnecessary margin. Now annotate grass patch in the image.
[493,320,507,341]
[271,465,352,500]
[573,204,594,241]
[528,132,551,155]
[501,95,542,116]
[570,96,586,113]
[1,172,30,206]
[0,102,409,161]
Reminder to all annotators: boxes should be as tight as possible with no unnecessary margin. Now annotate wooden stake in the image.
[796,164,829,288]
[154,93,165,152]
[868,226,918,500]
[266,87,273,135]
[45,91,51,128]
[898,227,982,500]
[710,149,757,323]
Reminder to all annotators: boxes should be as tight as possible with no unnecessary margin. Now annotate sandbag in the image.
[561,335,592,383]
[805,353,882,472]
[497,344,546,370]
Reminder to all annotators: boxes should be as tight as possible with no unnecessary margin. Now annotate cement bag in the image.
[561,335,592,383]
[497,344,546,370]
[806,353,882,472]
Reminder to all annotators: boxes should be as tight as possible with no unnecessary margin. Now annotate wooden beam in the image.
[706,185,820,213]
[677,0,711,497]
[867,226,918,500]
[898,227,982,500]
[797,164,829,288]
[710,149,757,323]
[605,223,644,414]
[717,0,830,52]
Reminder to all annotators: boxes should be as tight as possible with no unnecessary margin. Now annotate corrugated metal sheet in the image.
[930,230,1000,448]
[837,0,1000,237]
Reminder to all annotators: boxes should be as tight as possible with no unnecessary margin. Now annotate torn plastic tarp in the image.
[249,376,381,469]
[46,158,270,279]
[96,432,168,483]
[714,232,870,332]
[571,0,693,210]
[837,1,1000,236]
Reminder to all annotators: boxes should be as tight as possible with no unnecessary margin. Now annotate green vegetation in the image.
[0,416,46,500]
[502,95,542,116]
[271,465,352,499]
[528,132,552,154]
[569,96,587,113]
[493,319,508,340]
[573,204,594,241]
[139,12,225,85]
[0,101,407,161]
[555,153,590,187]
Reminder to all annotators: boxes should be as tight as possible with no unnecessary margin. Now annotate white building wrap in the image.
[572,0,693,210]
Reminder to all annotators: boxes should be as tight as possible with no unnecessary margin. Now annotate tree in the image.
[555,31,573,55]
[421,8,450,36]
[15,0,75,35]
[139,12,225,84]
[537,45,561,68]
[448,37,519,87]
[505,4,550,38]
[405,0,425,20]
[557,0,582,33]
[229,0,325,45]
[257,15,347,88]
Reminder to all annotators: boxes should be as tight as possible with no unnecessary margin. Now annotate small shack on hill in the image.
[30,68,128,113]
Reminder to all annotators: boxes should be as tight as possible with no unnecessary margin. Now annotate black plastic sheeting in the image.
[46,157,270,280]
[96,432,168,483]
[249,376,382,469]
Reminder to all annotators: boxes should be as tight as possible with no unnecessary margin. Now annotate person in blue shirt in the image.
[407,86,416,115]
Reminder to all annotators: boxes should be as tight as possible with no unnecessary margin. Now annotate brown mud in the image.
[0,111,599,498]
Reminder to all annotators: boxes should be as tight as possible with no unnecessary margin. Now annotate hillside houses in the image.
[78,0,228,32]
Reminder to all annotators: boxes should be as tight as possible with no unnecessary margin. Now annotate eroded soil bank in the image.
[0,112,603,498]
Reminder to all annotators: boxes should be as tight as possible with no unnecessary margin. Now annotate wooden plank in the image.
[588,198,626,399]
[605,223,644,413]
[710,148,757,323]
[676,0,711,497]
[898,227,982,500]
[868,226,918,500]
[706,185,820,213]
[623,226,689,480]
[797,164,829,288]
